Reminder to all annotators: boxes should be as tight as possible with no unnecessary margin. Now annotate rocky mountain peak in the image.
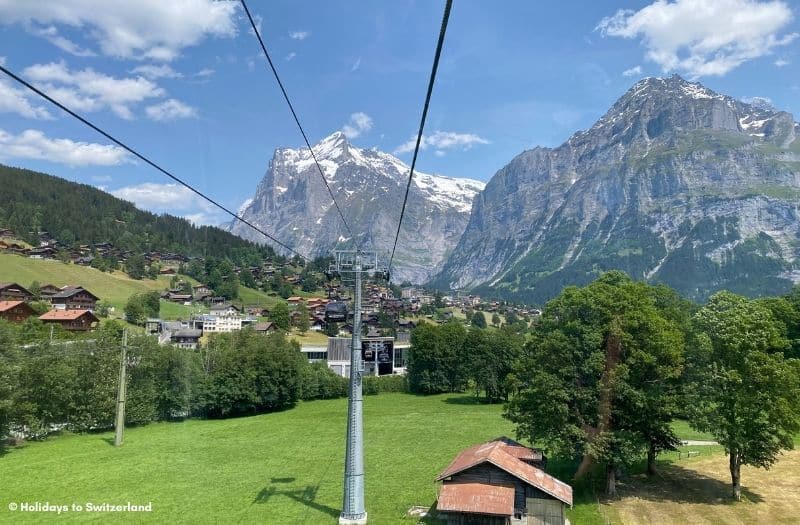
[312,131,350,160]
[433,77,800,303]
[228,132,485,283]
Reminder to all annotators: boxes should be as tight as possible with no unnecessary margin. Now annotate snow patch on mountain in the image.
[227,131,486,283]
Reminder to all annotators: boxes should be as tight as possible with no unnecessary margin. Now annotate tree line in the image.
[0,164,278,271]
[407,271,800,500]
[0,321,406,446]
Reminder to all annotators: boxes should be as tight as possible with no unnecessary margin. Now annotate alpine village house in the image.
[0,282,99,331]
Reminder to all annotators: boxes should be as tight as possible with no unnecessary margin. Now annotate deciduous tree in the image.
[687,291,800,500]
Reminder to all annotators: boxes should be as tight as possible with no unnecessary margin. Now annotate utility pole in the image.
[331,250,386,525]
[114,329,127,447]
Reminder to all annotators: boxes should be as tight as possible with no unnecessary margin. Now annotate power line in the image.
[388,0,453,277]
[0,64,310,262]
[240,0,356,244]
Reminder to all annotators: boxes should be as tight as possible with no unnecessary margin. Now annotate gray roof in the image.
[51,286,98,300]
[171,329,202,339]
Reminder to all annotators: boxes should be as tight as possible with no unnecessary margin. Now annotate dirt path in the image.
[601,450,800,524]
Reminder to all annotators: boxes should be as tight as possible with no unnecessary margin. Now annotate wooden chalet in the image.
[0,300,36,323]
[436,438,572,525]
[166,292,192,303]
[287,296,304,305]
[253,321,278,334]
[0,282,33,301]
[192,284,212,300]
[39,309,99,331]
[28,246,57,258]
[170,329,202,349]
[50,286,99,311]
[39,283,63,297]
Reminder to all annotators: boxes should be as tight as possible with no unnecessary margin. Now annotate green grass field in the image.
[0,393,601,524]
[0,253,286,321]
[0,253,169,312]
[2,390,796,524]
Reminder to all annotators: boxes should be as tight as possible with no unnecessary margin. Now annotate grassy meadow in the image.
[0,253,169,312]
[2,392,799,524]
[0,393,521,524]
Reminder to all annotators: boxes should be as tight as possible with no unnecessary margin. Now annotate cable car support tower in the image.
[331,249,386,525]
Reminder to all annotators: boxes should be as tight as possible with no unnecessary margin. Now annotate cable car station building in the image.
[323,336,409,377]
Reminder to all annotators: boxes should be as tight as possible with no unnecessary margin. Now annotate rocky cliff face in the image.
[432,75,800,303]
[227,132,484,283]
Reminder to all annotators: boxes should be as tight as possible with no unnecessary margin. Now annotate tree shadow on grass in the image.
[441,395,493,406]
[614,462,764,505]
[253,483,339,519]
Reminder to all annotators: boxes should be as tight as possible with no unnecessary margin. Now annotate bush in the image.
[363,374,408,395]
[300,362,348,400]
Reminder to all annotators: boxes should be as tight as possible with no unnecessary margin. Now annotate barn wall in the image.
[451,464,525,510]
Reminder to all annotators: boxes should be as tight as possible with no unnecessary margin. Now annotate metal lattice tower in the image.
[331,250,386,525]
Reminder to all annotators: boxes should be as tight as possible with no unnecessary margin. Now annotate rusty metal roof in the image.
[437,482,515,516]
[493,436,544,463]
[39,309,98,321]
[437,439,573,506]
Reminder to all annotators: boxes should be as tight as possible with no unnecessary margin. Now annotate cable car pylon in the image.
[330,249,387,524]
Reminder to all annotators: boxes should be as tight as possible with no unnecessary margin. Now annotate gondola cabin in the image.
[324,301,348,323]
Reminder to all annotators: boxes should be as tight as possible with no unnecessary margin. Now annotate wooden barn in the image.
[436,438,572,525]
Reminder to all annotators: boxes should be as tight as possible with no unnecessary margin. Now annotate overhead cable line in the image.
[240,0,356,245]
[388,0,453,277]
[0,64,310,261]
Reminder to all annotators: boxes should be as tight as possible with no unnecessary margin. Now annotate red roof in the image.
[0,300,25,312]
[39,310,98,322]
[437,439,572,506]
[437,482,514,516]
[493,436,544,463]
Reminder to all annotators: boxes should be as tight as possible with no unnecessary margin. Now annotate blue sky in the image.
[0,0,798,226]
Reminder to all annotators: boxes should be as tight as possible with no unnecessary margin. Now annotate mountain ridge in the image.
[432,74,800,303]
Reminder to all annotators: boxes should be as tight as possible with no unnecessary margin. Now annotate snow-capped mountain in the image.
[227,131,485,283]
[433,75,800,303]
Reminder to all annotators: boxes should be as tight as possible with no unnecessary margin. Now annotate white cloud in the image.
[0,128,130,166]
[774,58,790,66]
[742,96,775,109]
[622,65,643,77]
[110,182,222,225]
[195,68,214,77]
[0,79,53,119]
[394,130,489,155]
[597,0,798,77]
[30,25,96,57]
[0,0,238,61]
[285,52,297,62]
[131,64,183,79]
[247,13,263,37]
[341,112,373,139]
[24,61,164,119]
[145,99,198,121]
[289,30,310,40]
